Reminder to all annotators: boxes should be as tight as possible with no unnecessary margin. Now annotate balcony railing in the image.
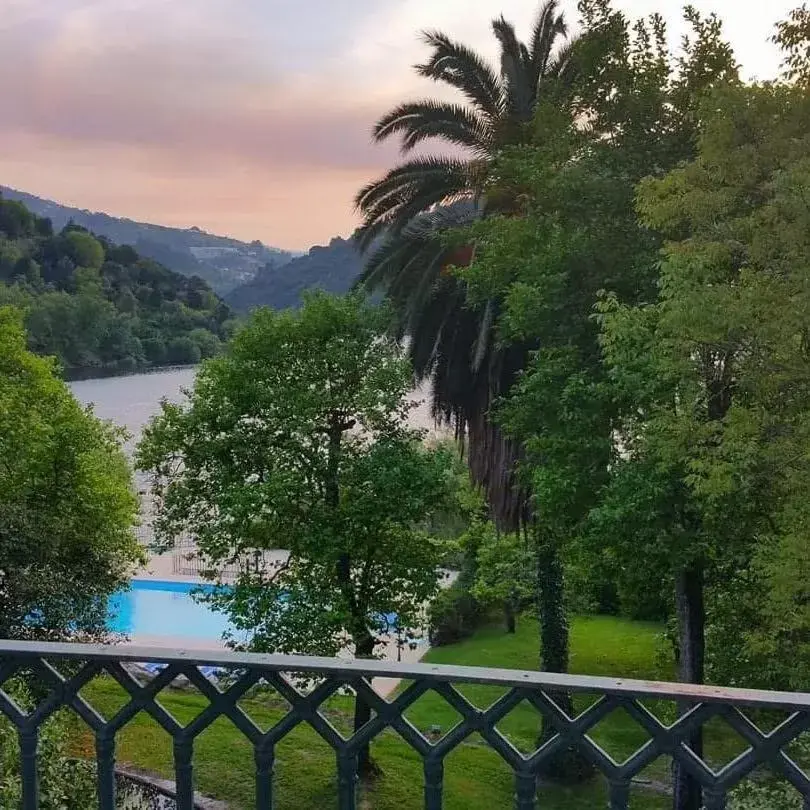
[2,639,810,809]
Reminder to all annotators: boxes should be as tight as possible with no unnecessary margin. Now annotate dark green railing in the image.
[1,640,810,809]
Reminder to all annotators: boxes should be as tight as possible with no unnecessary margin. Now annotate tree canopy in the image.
[0,307,143,639]
[138,292,455,655]
[138,292,458,774]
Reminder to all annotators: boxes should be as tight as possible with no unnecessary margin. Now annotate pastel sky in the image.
[0,0,798,250]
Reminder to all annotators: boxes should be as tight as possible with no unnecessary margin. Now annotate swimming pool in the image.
[107,579,407,646]
[107,579,235,642]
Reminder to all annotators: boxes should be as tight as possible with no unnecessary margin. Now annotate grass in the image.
[70,614,719,809]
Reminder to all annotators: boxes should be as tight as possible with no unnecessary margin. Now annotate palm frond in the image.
[416,31,504,119]
[545,39,580,89]
[471,297,494,373]
[528,0,568,86]
[355,156,473,215]
[359,189,474,255]
[358,204,480,316]
[372,100,491,155]
[492,15,533,120]
[354,158,479,251]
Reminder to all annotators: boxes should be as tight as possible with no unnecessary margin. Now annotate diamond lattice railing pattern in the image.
[1,640,810,809]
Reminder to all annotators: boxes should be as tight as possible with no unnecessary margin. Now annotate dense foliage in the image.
[0,680,97,809]
[0,194,233,376]
[597,81,810,696]
[1,185,292,296]
[357,0,810,805]
[0,307,142,639]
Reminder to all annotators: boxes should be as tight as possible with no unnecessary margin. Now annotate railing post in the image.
[703,789,726,810]
[514,770,536,810]
[96,730,117,810]
[424,758,444,810]
[337,752,357,810]
[19,728,39,810]
[255,744,275,810]
[173,737,195,810]
[608,779,631,809]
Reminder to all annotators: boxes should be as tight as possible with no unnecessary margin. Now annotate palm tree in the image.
[355,1,577,530]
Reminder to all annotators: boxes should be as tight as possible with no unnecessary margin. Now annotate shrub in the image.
[428,581,485,646]
[727,777,802,809]
[0,680,96,809]
[166,336,201,365]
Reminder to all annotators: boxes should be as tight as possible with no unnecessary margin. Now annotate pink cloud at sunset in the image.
[0,0,798,249]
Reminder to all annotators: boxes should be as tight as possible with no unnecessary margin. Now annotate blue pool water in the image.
[107,579,234,641]
[107,579,407,645]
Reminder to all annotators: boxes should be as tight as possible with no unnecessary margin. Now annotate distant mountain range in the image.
[1,185,370,308]
[225,235,365,312]
[0,186,296,296]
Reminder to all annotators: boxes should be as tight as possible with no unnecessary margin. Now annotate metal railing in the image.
[171,549,268,579]
[1,640,810,809]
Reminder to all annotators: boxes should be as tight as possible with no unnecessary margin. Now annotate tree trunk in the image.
[504,596,517,634]
[324,416,379,779]
[534,530,593,782]
[672,561,705,810]
[352,632,381,780]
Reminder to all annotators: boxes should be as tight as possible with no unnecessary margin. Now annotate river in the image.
[69,366,445,454]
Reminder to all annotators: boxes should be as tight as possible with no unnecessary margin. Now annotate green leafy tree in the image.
[0,307,142,639]
[188,327,221,359]
[595,79,810,810]
[142,337,167,365]
[165,335,202,365]
[774,3,810,86]
[471,523,535,633]
[0,196,35,239]
[61,230,104,271]
[137,293,455,777]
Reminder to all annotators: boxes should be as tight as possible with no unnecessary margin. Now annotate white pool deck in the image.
[126,551,455,697]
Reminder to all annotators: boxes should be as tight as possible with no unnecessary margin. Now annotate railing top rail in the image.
[2,639,809,712]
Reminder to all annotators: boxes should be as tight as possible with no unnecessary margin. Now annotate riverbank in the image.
[64,362,197,382]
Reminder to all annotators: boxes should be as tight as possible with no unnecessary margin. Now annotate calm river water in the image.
[69,366,443,454]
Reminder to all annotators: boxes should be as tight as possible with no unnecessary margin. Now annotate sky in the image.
[0,0,799,251]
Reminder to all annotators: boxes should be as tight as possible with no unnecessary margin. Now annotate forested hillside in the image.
[225,235,363,311]
[0,186,293,295]
[0,193,232,377]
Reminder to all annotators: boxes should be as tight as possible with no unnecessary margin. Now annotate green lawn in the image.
[72,615,711,809]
